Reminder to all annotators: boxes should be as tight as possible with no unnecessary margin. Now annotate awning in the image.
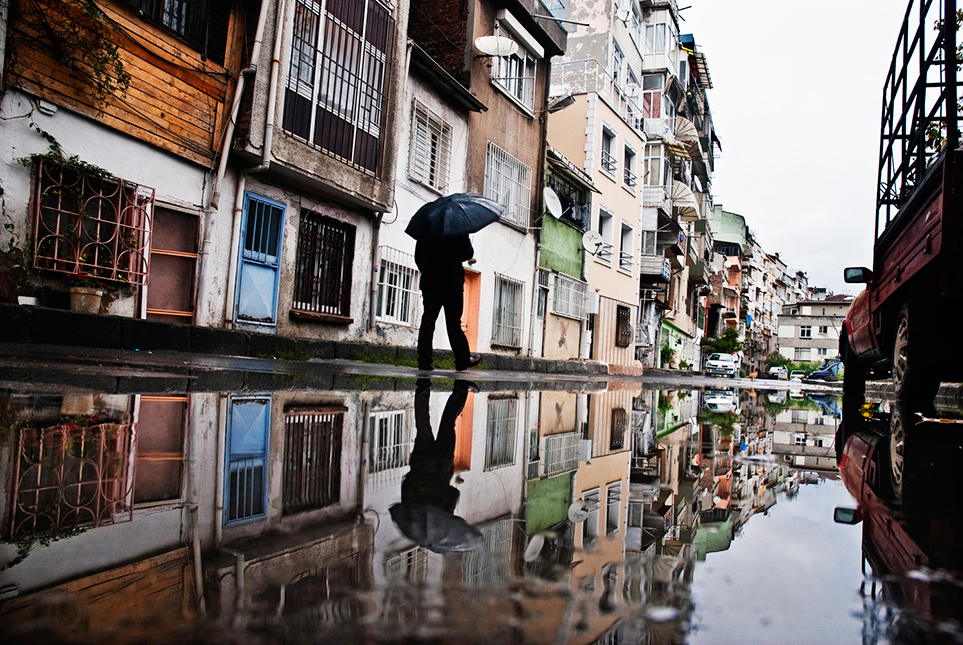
[671,181,699,221]
[674,116,698,143]
[689,51,713,89]
[664,141,690,160]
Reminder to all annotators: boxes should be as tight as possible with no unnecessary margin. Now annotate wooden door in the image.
[462,269,481,352]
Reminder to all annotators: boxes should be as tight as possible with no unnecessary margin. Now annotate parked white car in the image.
[767,365,789,380]
[790,370,806,382]
[704,353,738,378]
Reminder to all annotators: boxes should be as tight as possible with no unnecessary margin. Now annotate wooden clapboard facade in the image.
[4,0,248,167]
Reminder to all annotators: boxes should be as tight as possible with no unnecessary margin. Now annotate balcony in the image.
[638,254,670,283]
[551,59,645,133]
[688,259,709,285]
[643,184,668,209]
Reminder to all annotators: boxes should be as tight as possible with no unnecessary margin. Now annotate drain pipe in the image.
[189,505,208,615]
[255,0,286,173]
[223,174,247,327]
[368,212,384,332]
[210,0,271,209]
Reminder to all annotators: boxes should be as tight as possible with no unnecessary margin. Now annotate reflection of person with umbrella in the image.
[405,193,503,371]
[389,379,485,554]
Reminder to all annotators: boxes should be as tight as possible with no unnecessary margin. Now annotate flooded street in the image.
[1,349,961,644]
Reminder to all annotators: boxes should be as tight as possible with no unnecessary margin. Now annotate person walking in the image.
[415,234,481,371]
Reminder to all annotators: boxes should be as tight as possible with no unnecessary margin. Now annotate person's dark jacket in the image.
[414,235,473,292]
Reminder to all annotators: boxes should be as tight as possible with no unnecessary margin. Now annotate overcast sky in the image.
[679,1,912,294]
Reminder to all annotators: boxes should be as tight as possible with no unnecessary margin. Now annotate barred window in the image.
[226,396,270,525]
[409,102,452,191]
[384,547,428,583]
[376,246,419,326]
[485,397,518,471]
[368,409,411,474]
[552,273,587,320]
[31,157,153,286]
[292,210,356,318]
[582,488,600,546]
[485,142,531,228]
[118,0,230,64]
[492,274,524,347]
[606,482,622,536]
[543,431,580,477]
[492,47,537,110]
[282,0,391,172]
[283,406,344,514]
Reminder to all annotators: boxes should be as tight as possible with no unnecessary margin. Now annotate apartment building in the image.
[777,295,853,364]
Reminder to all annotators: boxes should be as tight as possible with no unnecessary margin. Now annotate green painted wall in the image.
[525,472,573,534]
[540,217,583,278]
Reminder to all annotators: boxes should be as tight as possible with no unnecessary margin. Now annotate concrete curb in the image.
[0,303,610,377]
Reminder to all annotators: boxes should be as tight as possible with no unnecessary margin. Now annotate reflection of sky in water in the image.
[689,480,863,644]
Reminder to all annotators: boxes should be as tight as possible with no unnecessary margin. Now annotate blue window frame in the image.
[225,395,271,525]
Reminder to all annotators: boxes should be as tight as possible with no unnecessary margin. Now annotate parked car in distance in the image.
[704,353,738,378]
[809,358,843,381]
[703,388,738,413]
[767,365,789,380]
[790,370,806,381]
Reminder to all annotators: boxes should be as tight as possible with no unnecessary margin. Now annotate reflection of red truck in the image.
[842,0,962,407]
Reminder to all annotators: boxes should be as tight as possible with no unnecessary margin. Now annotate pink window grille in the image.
[9,422,135,540]
[31,157,154,286]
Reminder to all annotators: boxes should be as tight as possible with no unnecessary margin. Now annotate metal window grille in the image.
[10,423,135,540]
[484,142,531,227]
[384,546,429,583]
[368,409,411,475]
[611,408,627,449]
[582,489,600,544]
[282,0,392,173]
[615,306,633,349]
[462,517,514,587]
[376,247,419,325]
[606,482,622,536]
[409,102,452,191]
[293,210,356,317]
[623,167,638,187]
[485,397,518,471]
[492,274,525,347]
[543,432,580,477]
[242,196,283,264]
[492,48,536,109]
[31,157,154,286]
[552,273,587,320]
[117,0,229,64]
[600,148,617,172]
[283,406,344,514]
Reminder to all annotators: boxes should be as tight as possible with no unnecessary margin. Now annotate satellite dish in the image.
[568,501,590,523]
[474,35,519,57]
[543,187,563,219]
[524,534,546,562]
[582,230,604,255]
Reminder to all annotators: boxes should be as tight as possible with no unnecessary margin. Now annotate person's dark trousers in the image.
[417,286,470,369]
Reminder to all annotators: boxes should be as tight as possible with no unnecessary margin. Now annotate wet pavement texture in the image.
[0,344,961,644]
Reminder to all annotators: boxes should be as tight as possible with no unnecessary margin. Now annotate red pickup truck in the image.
[842,0,962,411]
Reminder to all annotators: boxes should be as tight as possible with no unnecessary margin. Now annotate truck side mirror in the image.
[833,507,863,524]
[843,267,872,284]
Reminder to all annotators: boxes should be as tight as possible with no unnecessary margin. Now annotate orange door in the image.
[462,269,481,352]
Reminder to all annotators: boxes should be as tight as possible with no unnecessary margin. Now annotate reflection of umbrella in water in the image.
[389,502,486,555]
[405,193,504,240]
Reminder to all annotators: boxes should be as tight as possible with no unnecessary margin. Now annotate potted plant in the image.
[68,272,107,313]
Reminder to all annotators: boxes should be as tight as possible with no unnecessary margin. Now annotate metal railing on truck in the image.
[877,0,958,240]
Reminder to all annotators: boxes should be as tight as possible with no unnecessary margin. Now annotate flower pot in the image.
[69,286,104,313]
[17,296,39,306]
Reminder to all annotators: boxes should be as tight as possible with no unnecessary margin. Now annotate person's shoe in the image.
[417,361,433,371]
[456,354,481,371]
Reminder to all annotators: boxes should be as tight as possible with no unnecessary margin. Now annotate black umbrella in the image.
[404,193,504,240]
[389,502,486,555]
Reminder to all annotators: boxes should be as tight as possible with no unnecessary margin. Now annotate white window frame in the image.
[619,221,634,274]
[368,409,411,474]
[611,41,624,87]
[606,482,622,536]
[485,142,532,228]
[485,397,519,471]
[542,431,580,476]
[376,246,419,326]
[582,488,601,546]
[492,273,525,347]
[408,101,452,192]
[600,126,617,176]
[623,144,638,191]
[596,209,615,266]
[552,273,588,320]
[799,325,812,339]
[492,46,537,111]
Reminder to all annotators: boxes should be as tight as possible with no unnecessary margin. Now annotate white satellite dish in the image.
[568,501,590,523]
[582,230,604,255]
[524,534,546,562]
[543,187,563,219]
[474,35,519,57]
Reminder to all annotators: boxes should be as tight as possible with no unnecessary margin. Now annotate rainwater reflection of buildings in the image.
[0,381,841,642]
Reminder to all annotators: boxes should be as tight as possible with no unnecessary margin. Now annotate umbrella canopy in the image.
[405,193,504,240]
[389,502,486,554]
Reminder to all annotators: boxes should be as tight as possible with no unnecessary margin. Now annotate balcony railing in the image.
[619,251,634,272]
[643,184,668,209]
[638,254,670,282]
[624,168,638,187]
[551,59,646,134]
[601,149,618,173]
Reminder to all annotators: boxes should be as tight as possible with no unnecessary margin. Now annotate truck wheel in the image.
[886,401,906,501]
[891,304,939,407]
